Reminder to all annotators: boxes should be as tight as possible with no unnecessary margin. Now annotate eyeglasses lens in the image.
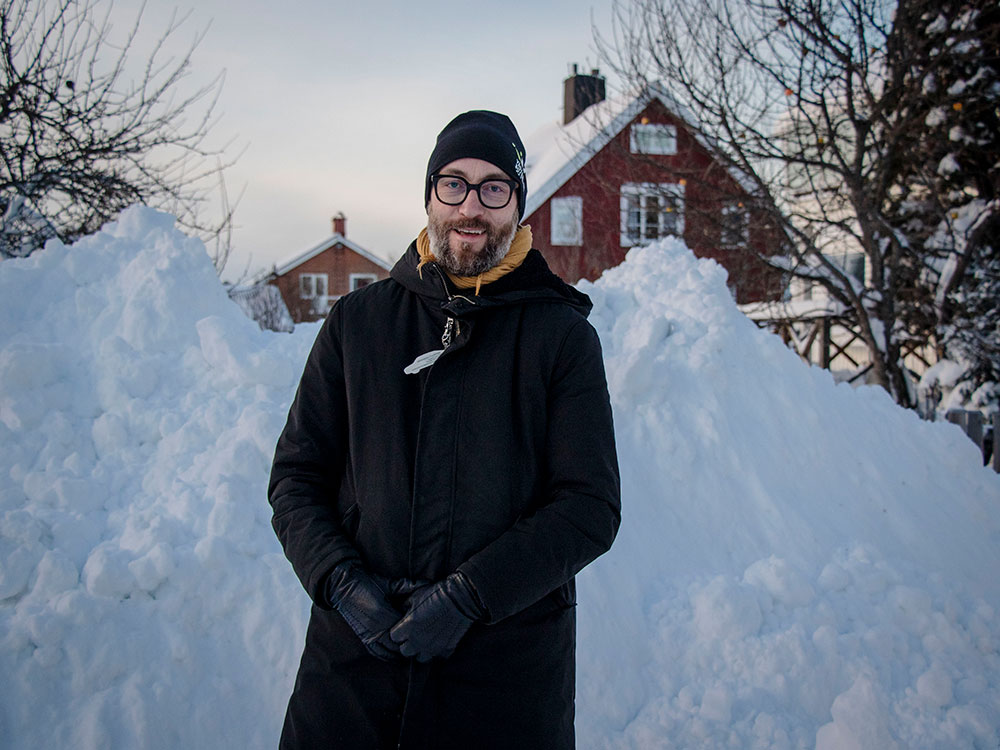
[435,176,512,208]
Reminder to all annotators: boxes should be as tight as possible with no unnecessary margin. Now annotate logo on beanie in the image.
[512,143,526,183]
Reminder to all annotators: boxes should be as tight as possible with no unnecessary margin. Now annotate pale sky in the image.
[112,0,623,281]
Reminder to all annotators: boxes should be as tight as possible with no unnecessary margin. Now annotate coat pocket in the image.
[549,579,577,610]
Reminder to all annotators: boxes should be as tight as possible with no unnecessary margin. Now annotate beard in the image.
[427,212,518,276]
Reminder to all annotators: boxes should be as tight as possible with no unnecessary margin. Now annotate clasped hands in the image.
[325,562,486,662]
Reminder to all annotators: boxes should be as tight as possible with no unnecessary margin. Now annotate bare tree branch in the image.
[595,0,998,407]
[0,0,240,272]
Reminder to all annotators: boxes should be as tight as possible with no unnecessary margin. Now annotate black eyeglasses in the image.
[430,174,518,209]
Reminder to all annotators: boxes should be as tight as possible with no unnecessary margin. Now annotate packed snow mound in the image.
[575,241,1000,747]
[0,208,317,748]
[584,239,998,588]
[1,208,998,749]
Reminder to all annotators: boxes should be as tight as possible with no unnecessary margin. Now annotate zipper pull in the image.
[441,317,455,348]
[402,316,457,376]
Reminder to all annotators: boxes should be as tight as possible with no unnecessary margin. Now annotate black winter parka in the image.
[268,243,621,749]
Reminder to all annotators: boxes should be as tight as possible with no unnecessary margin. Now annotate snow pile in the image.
[2,209,999,748]
[576,241,1000,748]
[0,208,316,748]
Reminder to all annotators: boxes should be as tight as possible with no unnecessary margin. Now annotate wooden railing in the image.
[745,307,997,473]
[750,313,934,380]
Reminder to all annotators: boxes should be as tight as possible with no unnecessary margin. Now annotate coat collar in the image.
[390,242,593,318]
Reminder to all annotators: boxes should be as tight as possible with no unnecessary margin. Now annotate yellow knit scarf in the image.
[416,225,533,295]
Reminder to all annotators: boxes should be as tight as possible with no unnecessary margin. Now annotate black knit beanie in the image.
[425,110,527,220]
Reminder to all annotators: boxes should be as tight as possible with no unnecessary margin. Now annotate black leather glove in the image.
[325,561,404,661]
[388,571,487,662]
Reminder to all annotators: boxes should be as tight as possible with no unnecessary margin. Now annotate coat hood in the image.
[389,241,593,318]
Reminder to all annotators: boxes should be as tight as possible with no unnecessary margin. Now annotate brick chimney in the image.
[332,212,346,237]
[563,64,606,125]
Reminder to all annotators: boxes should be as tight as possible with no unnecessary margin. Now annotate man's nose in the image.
[458,188,487,217]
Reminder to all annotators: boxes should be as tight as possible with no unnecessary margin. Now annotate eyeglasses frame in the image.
[430,173,519,210]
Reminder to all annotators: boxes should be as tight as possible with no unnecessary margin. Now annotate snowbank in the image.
[575,243,1000,747]
[1,207,998,748]
[1,209,316,748]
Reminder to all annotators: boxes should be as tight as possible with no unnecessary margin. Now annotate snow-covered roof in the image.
[522,83,698,218]
[270,232,392,278]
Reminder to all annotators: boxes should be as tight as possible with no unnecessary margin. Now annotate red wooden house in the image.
[266,213,391,323]
[523,70,782,303]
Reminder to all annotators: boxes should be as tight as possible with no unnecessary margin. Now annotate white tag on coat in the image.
[403,349,444,375]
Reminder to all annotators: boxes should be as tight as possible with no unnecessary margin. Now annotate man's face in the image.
[426,157,519,276]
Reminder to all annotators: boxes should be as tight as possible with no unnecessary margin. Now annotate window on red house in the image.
[630,123,677,155]
[620,183,685,246]
[720,202,749,248]
[551,196,583,246]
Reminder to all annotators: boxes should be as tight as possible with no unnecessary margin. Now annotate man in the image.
[269,110,621,749]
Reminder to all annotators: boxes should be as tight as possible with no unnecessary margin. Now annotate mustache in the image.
[445,220,489,232]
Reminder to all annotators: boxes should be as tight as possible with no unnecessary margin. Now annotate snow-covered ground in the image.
[2,207,998,749]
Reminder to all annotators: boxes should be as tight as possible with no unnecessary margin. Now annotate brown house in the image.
[523,70,782,303]
[267,213,391,323]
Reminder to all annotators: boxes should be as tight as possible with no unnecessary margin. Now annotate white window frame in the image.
[299,273,328,300]
[620,183,685,247]
[834,252,866,285]
[550,196,583,246]
[349,273,378,291]
[720,201,750,248]
[300,273,331,314]
[630,123,677,155]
